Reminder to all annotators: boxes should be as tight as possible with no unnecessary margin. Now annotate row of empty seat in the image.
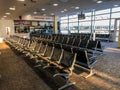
[5,34,104,90]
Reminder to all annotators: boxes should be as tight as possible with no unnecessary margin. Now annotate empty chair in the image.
[95,41,104,56]
[44,45,77,90]
[79,39,89,49]
[52,46,77,90]
[62,37,69,45]
[66,37,75,46]
[36,41,48,57]
[72,38,81,47]
[73,48,97,78]
[43,42,54,59]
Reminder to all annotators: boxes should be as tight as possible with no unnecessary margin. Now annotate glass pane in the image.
[61,20,68,23]
[95,9,110,14]
[61,16,68,20]
[69,15,77,19]
[79,21,91,33]
[95,14,110,20]
[61,30,68,34]
[79,16,91,21]
[112,12,120,18]
[85,12,92,16]
[112,7,120,12]
[95,20,109,34]
[110,19,115,30]
[69,18,78,22]
[61,23,68,30]
[69,22,78,32]
[115,37,118,42]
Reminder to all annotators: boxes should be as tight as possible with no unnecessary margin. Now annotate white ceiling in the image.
[0,0,120,20]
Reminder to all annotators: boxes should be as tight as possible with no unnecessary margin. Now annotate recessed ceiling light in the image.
[17,0,25,1]
[61,11,64,13]
[75,7,80,9]
[64,9,67,11]
[3,16,7,18]
[9,7,15,10]
[43,14,46,16]
[5,12,11,15]
[96,0,103,4]
[51,13,54,15]
[53,3,58,6]
[41,8,46,11]
[33,11,37,14]
[114,4,119,7]
[71,6,74,8]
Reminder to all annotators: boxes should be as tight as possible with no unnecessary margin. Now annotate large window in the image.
[60,7,120,41]
[69,15,78,33]
[60,16,68,34]
[79,21,91,33]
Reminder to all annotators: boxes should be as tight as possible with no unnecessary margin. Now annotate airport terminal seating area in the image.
[4,33,104,90]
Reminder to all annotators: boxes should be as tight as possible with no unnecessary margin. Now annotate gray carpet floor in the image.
[0,43,51,90]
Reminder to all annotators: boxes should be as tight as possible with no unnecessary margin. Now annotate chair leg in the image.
[58,81,76,90]
[53,73,76,90]
[34,59,43,67]
[85,68,96,78]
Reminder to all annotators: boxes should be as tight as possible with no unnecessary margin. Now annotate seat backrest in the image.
[72,38,81,47]
[67,37,74,45]
[34,42,41,52]
[56,36,64,43]
[62,45,72,53]
[73,48,89,68]
[59,49,76,72]
[43,44,54,58]
[87,40,98,50]
[38,41,47,54]
[50,43,62,62]
[62,37,68,44]
[79,39,89,49]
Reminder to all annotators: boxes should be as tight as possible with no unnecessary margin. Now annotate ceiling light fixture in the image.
[43,14,46,16]
[9,7,15,10]
[75,6,80,9]
[3,16,7,18]
[114,4,119,7]
[64,9,67,11]
[27,14,31,17]
[53,3,58,6]
[41,8,46,11]
[9,6,15,11]
[71,6,74,8]
[51,13,54,15]
[5,12,11,15]
[17,0,25,1]
[61,11,64,13]
[33,11,37,14]
[96,0,103,4]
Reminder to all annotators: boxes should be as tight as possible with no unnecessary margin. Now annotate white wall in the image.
[0,20,14,38]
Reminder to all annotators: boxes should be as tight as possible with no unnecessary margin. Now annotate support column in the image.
[53,15,58,34]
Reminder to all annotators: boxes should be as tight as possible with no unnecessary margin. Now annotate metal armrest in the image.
[89,56,96,60]
[53,73,69,79]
